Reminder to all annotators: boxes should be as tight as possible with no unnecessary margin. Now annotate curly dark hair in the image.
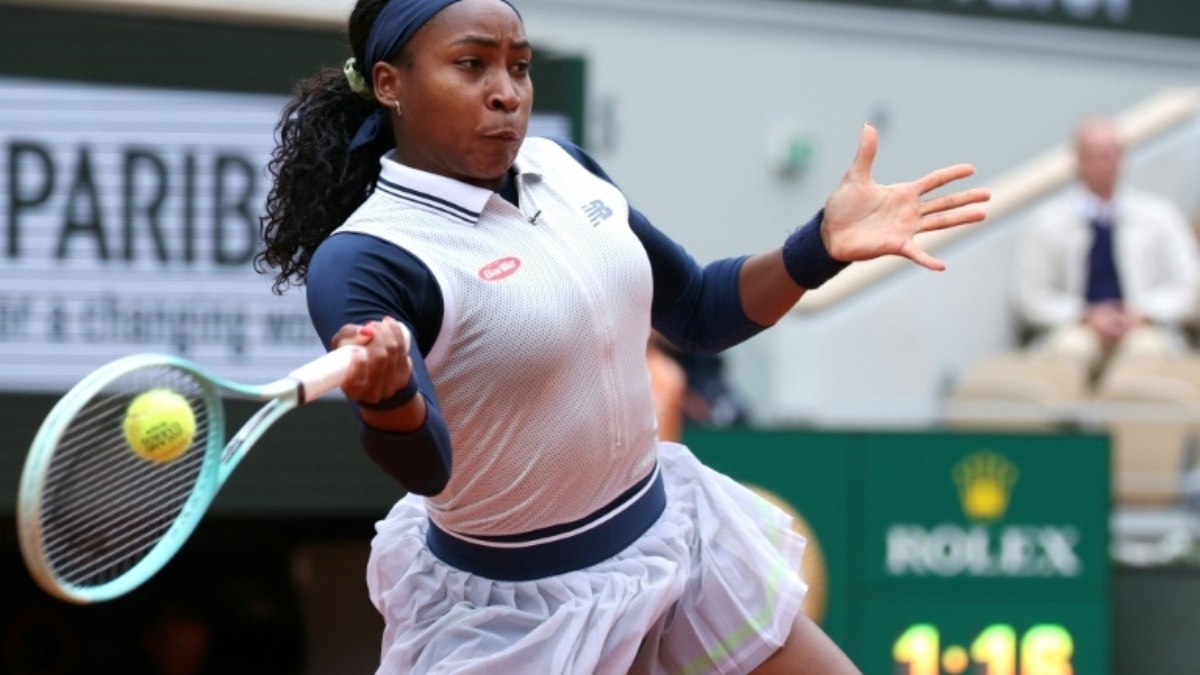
[256,0,399,294]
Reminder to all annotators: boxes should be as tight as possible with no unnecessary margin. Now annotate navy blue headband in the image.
[349,0,519,151]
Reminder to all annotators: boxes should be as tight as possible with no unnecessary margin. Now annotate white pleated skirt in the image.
[366,442,808,674]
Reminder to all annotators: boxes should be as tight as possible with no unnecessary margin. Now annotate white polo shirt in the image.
[336,138,660,536]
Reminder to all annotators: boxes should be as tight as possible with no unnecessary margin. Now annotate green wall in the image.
[684,427,1111,674]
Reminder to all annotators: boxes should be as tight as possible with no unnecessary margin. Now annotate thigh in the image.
[1117,324,1181,358]
[1039,324,1102,368]
[749,613,860,675]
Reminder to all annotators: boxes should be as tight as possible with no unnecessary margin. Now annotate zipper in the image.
[516,179,624,454]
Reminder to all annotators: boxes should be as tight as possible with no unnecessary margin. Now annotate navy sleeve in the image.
[306,231,453,495]
[628,210,767,353]
[548,137,768,354]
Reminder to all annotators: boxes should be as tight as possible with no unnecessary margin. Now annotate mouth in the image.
[482,129,522,142]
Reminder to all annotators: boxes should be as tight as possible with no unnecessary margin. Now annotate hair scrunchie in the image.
[344,58,374,100]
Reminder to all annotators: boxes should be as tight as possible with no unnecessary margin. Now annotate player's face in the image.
[390,0,532,190]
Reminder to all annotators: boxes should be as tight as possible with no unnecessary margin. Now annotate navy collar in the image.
[376,150,542,226]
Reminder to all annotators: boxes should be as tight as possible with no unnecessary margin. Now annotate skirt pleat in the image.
[367,442,808,674]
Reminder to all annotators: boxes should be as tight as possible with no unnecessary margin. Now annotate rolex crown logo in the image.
[952,451,1018,522]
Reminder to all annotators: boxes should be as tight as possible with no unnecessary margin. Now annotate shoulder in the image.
[311,229,391,268]
[309,231,433,288]
[1023,192,1082,235]
[1120,188,1186,220]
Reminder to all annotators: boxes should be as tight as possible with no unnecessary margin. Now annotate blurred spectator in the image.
[651,336,750,430]
[1012,116,1200,382]
[647,333,687,442]
[2,604,76,675]
[135,604,212,675]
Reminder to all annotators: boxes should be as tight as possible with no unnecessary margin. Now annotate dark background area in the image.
[779,0,1200,41]
[1,393,396,674]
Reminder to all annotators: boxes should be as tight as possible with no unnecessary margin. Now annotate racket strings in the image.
[46,466,207,581]
[39,367,211,589]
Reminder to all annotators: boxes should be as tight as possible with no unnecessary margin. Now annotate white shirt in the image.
[1013,185,1200,329]
[336,138,660,536]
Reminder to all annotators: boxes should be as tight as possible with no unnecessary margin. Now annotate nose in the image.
[487,74,521,112]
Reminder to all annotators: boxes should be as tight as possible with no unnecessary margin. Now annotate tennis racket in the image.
[17,346,362,604]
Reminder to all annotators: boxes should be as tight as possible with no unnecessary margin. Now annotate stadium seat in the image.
[1096,355,1200,507]
[943,352,1089,430]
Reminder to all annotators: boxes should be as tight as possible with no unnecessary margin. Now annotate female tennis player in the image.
[257,0,989,672]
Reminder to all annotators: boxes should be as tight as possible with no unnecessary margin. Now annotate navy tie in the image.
[1084,214,1122,304]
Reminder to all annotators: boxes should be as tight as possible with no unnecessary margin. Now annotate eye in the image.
[511,60,531,75]
[457,57,484,70]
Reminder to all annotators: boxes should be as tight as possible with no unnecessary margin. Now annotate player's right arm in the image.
[306,232,454,496]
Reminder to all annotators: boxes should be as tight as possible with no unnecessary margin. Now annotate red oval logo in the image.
[478,256,522,281]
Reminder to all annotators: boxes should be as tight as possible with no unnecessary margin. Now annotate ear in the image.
[372,61,403,108]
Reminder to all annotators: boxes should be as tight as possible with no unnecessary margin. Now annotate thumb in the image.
[848,123,878,182]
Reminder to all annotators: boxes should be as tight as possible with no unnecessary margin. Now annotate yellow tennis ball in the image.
[123,388,196,464]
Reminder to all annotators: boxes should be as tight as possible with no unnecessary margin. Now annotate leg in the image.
[1039,324,1103,372]
[1115,324,1180,360]
[749,613,860,675]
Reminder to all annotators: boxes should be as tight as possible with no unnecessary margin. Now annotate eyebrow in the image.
[451,34,532,50]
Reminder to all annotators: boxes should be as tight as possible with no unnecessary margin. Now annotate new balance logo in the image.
[583,200,613,226]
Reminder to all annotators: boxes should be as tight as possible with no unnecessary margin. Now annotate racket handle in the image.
[289,345,362,403]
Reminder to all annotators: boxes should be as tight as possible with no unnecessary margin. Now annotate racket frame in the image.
[18,347,356,604]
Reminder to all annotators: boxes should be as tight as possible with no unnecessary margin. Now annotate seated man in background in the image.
[1013,116,1200,382]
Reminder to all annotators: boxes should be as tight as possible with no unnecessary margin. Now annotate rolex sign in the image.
[861,433,1108,592]
[684,428,1111,674]
[884,452,1082,578]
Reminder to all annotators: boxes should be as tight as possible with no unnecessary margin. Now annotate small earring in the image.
[393,100,403,117]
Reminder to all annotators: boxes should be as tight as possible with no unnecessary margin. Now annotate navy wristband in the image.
[358,374,420,411]
[781,210,850,290]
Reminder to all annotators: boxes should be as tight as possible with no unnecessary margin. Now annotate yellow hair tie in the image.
[344,58,373,100]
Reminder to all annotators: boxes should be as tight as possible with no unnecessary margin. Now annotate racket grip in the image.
[289,345,361,403]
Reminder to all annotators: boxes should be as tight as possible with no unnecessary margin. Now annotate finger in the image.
[377,317,417,398]
[398,321,414,352]
[919,188,991,216]
[362,319,398,397]
[379,317,411,373]
[382,316,413,353]
[901,240,946,271]
[917,206,988,234]
[915,163,975,194]
[848,123,878,182]
[332,322,374,349]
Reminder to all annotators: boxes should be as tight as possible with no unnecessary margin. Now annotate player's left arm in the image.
[553,128,987,350]
[738,123,990,326]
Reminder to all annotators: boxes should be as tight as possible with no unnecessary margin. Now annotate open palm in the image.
[822,124,991,271]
